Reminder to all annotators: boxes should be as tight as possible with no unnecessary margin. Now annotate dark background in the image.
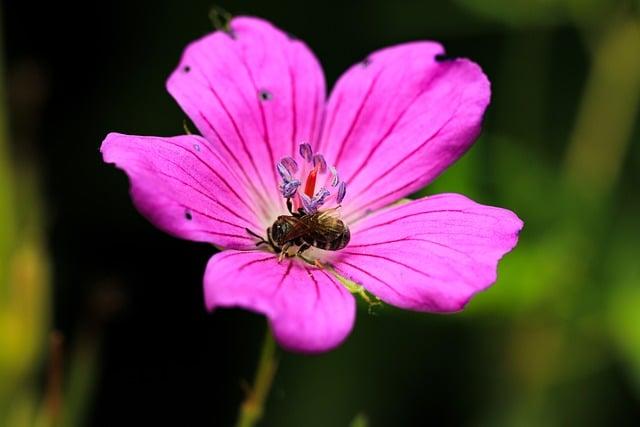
[2,0,640,426]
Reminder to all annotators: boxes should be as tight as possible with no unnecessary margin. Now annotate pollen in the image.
[275,142,347,214]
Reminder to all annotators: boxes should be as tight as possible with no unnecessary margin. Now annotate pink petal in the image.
[204,250,356,353]
[318,43,490,221]
[101,133,264,250]
[166,16,326,219]
[331,194,522,312]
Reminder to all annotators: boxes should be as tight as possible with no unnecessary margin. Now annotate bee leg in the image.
[286,198,294,215]
[246,227,282,255]
[245,228,261,239]
[296,243,311,255]
[278,243,292,263]
[295,245,325,268]
[245,228,268,246]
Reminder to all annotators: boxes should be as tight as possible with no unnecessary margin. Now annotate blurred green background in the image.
[1,0,639,425]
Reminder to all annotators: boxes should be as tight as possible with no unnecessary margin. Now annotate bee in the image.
[247,206,350,260]
[271,209,350,252]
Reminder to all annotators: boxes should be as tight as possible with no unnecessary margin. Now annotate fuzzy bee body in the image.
[269,210,350,253]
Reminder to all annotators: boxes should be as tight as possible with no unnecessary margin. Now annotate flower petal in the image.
[318,43,490,221]
[330,194,522,312]
[167,16,326,219]
[204,250,356,353]
[101,133,264,249]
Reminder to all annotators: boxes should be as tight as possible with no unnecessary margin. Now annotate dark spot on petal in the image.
[185,211,193,220]
[182,65,191,73]
[361,57,372,67]
[435,54,455,62]
[193,143,201,152]
[259,90,273,101]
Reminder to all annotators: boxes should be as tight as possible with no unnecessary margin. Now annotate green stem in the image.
[234,327,278,427]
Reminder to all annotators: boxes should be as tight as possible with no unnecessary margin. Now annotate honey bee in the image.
[247,206,350,259]
[271,209,350,252]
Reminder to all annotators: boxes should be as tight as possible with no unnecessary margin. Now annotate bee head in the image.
[270,216,293,246]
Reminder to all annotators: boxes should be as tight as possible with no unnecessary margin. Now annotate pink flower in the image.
[101,16,523,353]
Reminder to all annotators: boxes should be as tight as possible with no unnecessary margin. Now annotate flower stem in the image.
[234,327,278,427]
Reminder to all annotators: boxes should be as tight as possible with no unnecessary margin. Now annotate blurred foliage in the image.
[1,0,640,426]
[454,0,614,27]
[0,7,50,426]
[0,6,102,426]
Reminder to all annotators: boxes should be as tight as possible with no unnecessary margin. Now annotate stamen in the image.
[275,144,347,214]
[300,187,330,214]
[280,156,298,174]
[280,179,301,198]
[276,163,293,183]
[300,193,314,213]
[312,154,327,172]
[330,166,340,187]
[277,158,302,198]
[299,142,313,162]
[314,187,331,206]
[337,181,346,204]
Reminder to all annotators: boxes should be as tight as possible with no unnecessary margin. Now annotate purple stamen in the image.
[336,181,346,204]
[276,161,293,181]
[300,187,331,214]
[275,145,347,212]
[330,166,340,187]
[312,154,327,172]
[300,193,314,213]
[299,142,313,162]
[280,156,298,174]
[314,187,331,205]
[280,179,301,198]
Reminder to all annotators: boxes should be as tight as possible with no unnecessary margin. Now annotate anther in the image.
[312,154,327,172]
[299,142,313,162]
[280,179,301,198]
[300,187,330,214]
[330,166,340,187]
[300,193,313,213]
[336,181,346,204]
[275,144,347,211]
[280,156,298,174]
[276,161,293,181]
[314,187,330,206]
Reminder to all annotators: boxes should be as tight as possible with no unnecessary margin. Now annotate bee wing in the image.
[305,210,347,240]
[280,216,314,242]
[317,206,342,219]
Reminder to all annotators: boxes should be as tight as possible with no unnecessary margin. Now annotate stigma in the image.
[276,142,347,214]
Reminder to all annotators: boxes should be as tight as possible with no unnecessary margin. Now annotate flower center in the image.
[276,142,346,214]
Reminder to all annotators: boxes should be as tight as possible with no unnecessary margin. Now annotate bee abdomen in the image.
[305,228,351,251]
[332,228,350,250]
